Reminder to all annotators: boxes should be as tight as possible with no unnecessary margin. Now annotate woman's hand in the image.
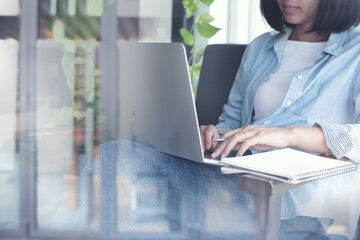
[199,125,221,152]
[211,125,294,158]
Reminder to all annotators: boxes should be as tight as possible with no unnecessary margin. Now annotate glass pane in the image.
[35,39,96,230]
[35,0,174,234]
[36,0,103,231]
[0,0,20,231]
[0,39,20,229]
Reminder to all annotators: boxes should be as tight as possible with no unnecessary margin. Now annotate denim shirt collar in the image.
[265,28,348,57]
[323,30,347,56]
[265,29,292,52]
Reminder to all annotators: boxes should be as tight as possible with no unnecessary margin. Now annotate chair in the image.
[195,44,360,240]
[196,44,247,125]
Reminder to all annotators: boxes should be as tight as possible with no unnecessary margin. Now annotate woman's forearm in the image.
[287,126,331,154]
[212,125,332,158]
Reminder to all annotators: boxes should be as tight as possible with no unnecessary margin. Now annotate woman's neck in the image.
[289,26,329,42]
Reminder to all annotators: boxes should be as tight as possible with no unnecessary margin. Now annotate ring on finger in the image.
[242,132,248,140]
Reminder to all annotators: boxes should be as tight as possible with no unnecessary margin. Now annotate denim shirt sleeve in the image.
[215,31,278,135]
[314,68,360,162]
[313,122,357,160]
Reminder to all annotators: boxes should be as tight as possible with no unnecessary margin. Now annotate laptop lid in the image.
[104,42,206,163]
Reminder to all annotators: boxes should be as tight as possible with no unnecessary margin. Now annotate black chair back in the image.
[195,44,247,125]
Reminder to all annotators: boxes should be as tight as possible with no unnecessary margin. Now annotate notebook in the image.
[221,148,358,184]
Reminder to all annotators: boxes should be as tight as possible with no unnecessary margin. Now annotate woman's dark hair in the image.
[260,0,360,35]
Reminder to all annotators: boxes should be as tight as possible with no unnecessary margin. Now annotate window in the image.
[0,0,183,238]
[0,0,272,237]
[0,0,20,233]
[209,0,270,44]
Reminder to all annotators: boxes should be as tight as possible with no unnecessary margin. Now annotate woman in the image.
[89,0,360,239]
[198,0,360,238]
[202,0,360,162]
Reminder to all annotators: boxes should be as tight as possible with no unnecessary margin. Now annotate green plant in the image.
[180,0,220,92]
[40,0,115,127]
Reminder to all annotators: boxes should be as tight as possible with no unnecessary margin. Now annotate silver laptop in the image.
[103,41,223,165]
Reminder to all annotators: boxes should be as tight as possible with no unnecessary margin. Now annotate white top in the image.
[253,40,326,122]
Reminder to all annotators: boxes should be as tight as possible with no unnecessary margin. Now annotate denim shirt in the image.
[216,28,360,161]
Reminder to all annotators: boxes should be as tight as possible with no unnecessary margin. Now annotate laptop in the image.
[103,41,223,166]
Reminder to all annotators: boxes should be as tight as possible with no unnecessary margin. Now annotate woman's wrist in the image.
[283,126,330,153]
[284,126,297,148]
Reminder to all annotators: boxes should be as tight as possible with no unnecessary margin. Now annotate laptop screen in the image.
[101,42,205,163]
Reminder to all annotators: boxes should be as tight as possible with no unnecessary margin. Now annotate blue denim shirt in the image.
[216,28,360,161]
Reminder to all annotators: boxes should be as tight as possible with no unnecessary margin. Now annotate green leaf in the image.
[189,65,193,79]
[182,0,198,18]
[196,21,221,38]
[61,52,75,90]
[189,63,202,82]
[193,63,202,73]
[194,48,205,64]
[196,14,215,24]
[195,14,220,38]
[200,0,214,7]
[180,28,194,46]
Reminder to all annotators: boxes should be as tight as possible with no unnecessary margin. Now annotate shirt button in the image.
[286,101,292,106]
[297,75,303,80]
[264,120,269,124]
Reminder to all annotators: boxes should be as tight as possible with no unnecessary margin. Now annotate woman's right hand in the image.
[199,125,221,152]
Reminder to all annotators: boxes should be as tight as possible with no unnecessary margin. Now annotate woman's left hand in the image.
[211,125,294,158]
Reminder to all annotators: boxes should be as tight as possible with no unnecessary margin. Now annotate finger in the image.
[221,132,248,158]
[211,136,219,150]
[236,137,259,157]
[211,141,226,158]
[211,136,228,158]
[204,126,216,150]
[199,126,206,152]
[212,131,246,158]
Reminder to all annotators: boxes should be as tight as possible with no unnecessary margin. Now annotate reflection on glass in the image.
[35,38,101,230]
[34,0,173,234]
[0,39,19,229]
[117,0,173,42]
[1,0,359,239]
[86,0,104,17]
[0,0,19,16]
[0,0,255,237]
[117,175,170,232]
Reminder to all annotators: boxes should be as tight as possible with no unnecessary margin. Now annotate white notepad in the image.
[221,148,358,184]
